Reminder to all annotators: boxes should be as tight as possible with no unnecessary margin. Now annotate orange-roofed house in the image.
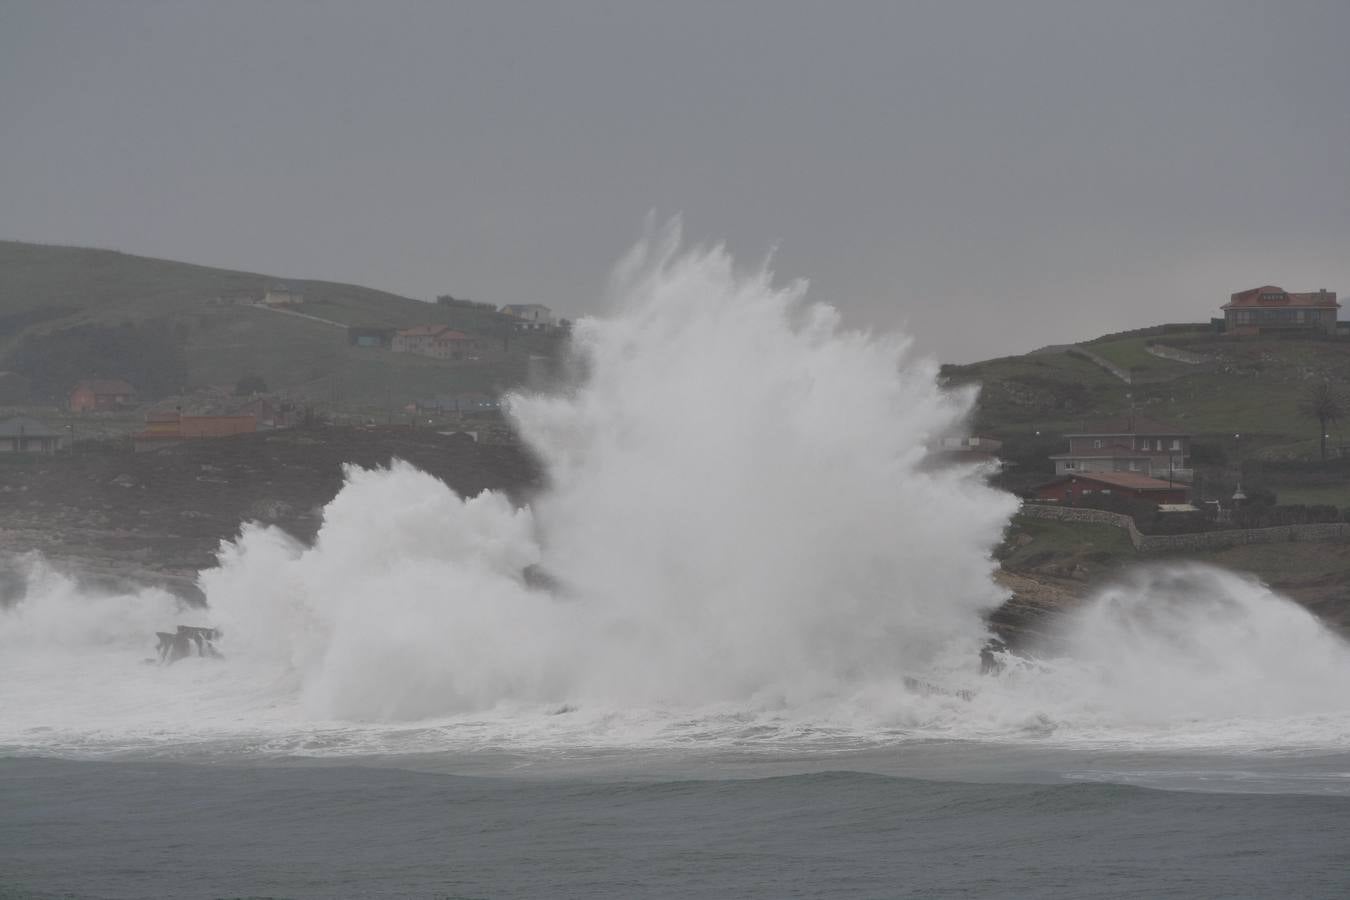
[132,412,257,452]
[69,379,137,413]
[1034,471,1189,506]
[1223,285,1339,336]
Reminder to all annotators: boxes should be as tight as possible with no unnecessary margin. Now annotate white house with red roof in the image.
[1223,285,1339,336]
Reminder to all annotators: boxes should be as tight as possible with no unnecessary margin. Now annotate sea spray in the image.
[198,224,1017,719]
[0,553,187,653]
[201,464,563,720]
[1051,565,1350,729]
[511,225,1017,707]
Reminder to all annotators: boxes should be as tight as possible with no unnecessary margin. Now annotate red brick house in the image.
[1223,285,1339,336]
[1051,417,1191,480]
[69,379,136,413]
[1034,471,1189,506]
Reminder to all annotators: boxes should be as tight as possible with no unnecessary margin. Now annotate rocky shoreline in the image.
[0,425,542,603]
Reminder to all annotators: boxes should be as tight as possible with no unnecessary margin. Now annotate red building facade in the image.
[1034,471,1189,506]
[69,379,136,413]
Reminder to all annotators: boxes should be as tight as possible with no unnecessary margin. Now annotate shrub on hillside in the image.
[1232,504,1342,529]
[1188,439,1228,467]
[1308,504,1341,523]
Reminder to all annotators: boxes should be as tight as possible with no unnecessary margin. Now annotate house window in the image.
[1171,439,1181,450]
[1064,461,1076,470]
[1093,439,1102,449]
[1129,461,1140,471]
[1155,439,1163,451]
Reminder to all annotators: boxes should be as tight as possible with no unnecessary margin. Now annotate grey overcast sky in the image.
[1,1,1347,362]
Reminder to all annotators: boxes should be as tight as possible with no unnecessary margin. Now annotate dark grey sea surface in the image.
[4,755,1350,899]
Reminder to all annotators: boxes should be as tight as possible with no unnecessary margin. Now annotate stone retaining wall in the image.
[1144,343,1209,365]
[1016,503,1350,552]
[1067,345,1131,383]
[1134,521,1350,552]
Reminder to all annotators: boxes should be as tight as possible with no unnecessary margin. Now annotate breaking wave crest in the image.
[3,224,1350,754]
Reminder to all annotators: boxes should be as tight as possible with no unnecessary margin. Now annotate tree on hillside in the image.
[1301,381,1344,461]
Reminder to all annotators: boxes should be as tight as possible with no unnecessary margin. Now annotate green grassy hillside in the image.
[944,326,1350,449]
[0,241,555,404]
[0,241,505,330]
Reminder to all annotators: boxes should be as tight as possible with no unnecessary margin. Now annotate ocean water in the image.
[5,754,1350,899]
[4,226,1350,896]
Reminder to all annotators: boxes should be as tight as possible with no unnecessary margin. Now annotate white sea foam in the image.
[3,224,1350,756]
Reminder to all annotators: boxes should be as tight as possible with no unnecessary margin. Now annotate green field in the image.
[1000,517,1137,571]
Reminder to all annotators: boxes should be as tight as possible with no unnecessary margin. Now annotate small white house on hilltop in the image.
[500,304,555,330]
[263,284,304,306]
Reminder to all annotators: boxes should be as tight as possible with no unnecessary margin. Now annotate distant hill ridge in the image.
[0,240,550,405]
[0,240,495,330]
